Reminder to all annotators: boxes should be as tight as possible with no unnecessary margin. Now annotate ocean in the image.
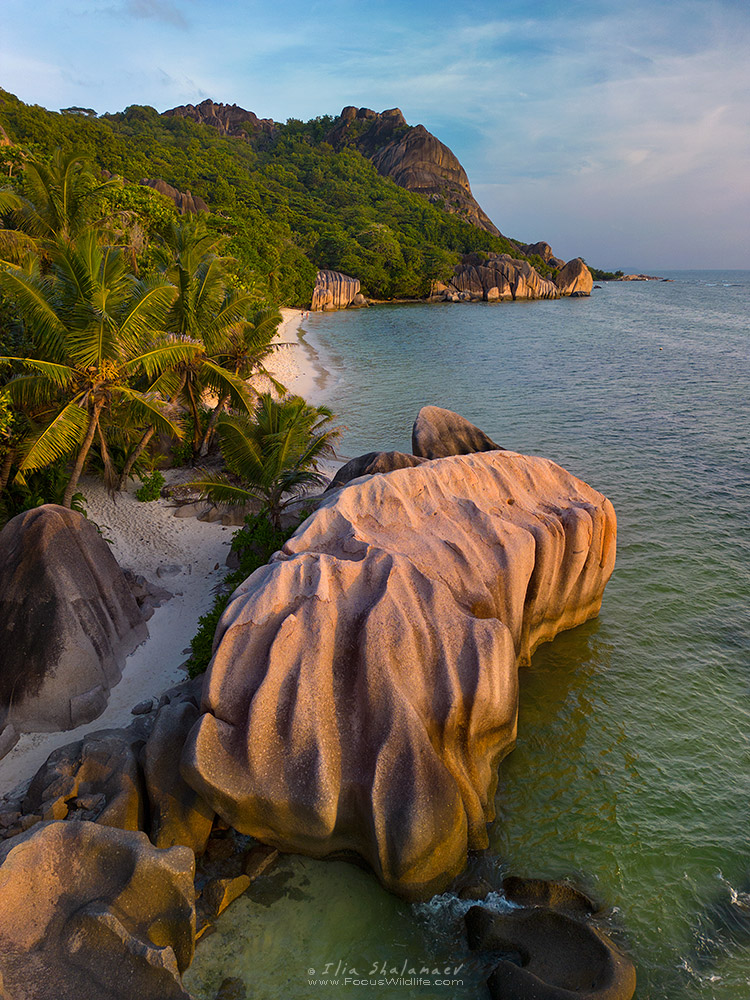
[185,271,750,999]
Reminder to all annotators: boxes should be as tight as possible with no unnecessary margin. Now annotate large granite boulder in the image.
[555,257,594,297]
[310,269,361,311]
[327,107,502,237]
[325,450,426,491]
[412,405,503,459]
[182,450,616,898]
[0,505,147,757]
[163,100,276,139]
[139,178,208,214]
[0,821,195,999]
[448,253,560,302]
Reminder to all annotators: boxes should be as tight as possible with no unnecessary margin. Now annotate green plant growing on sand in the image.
[189,392,340,529]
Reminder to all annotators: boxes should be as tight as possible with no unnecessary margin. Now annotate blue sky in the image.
[2,0,748,268]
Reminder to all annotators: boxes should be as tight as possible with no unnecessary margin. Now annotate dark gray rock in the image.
[502,875,598,916]
[466,905,636,1000]
[411,405,504,459]
[325,451,426,491]
[0,505,147,755]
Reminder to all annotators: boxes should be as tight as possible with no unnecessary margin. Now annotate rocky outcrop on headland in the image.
[429,252,593,302]
[139,178,209,214]
[0,505,148,758]
[0,821,195,1000]
[163,100,276,140]
[182,445,616,899]
[327,106,503,237]
[310,269,362,311]
[517,240,565,268]
[555,256,594,297]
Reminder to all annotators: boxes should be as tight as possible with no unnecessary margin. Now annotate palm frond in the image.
[16,400,89,474]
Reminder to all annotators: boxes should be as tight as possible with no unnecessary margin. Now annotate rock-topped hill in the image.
[182,431,616,899]
[327,106,503,237]
[163,99,275,139]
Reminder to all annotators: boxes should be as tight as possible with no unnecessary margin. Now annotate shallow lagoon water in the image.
[185,272,750,999]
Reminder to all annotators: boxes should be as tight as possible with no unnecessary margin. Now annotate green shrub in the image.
[135,470,165,501]
[187,510,303,677]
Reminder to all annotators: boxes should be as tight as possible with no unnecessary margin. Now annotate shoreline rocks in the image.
[182,425,616,899]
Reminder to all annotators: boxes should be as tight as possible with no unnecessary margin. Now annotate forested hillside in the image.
[0,89,539,305]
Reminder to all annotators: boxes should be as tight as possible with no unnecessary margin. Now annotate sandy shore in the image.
[0,307,342,800]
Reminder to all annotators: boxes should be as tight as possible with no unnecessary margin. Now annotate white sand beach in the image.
[0,308,342,799]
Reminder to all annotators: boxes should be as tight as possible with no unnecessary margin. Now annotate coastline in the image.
[0,307,343,800]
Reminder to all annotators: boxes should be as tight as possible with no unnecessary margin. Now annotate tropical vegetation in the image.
[0,148,291,524]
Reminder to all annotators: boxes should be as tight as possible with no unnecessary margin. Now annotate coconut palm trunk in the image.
[62,399,104,508]
[0,449,14,492]
[118,426,156,490]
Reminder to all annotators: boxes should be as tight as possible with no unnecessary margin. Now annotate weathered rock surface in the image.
[310,269,361,311]
[140,177,208,214]
[466,904,636,1000]
[412,405,503,459]
[326,450,426,491]
[327,106,502,237]
[142,700,215,854]
[517,240,565,269]
[502,875,598,916]
[21,727,148,832]
[163,100,276,139]
[433,252,562,302]
[0,505,147,756]
[182,449,616,898]
[555,257,594,297]
[0,821,195,1000]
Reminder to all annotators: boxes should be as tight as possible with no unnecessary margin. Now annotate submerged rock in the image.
[0,505,147,757]
[466,904,636,999]
[412,404,503,459]
[182,449,616,898]
[0,821,195,1000]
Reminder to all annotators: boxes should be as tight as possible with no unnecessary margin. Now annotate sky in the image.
[2,0,749,269]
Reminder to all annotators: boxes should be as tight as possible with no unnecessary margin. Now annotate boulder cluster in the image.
[430,253,593,303]
[0,407,632,998]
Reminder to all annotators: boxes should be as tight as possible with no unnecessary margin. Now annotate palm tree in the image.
[197,304,285,457]
[0,231,199,506]
[189,393,340,528]
[149,218,259,459]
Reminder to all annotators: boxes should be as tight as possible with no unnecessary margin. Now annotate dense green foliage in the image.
[0,88,526,304]
[589,267,624,281]
[135,469,165,501]
[187,509,303,676]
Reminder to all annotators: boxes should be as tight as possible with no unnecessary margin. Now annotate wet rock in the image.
[502,875,598,916]
[0,821,195,1000]
[466,905,636,1000]
[214,978,247,1000]
[201,874,251,918]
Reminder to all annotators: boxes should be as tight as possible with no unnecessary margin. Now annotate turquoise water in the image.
[185,273,750,999]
